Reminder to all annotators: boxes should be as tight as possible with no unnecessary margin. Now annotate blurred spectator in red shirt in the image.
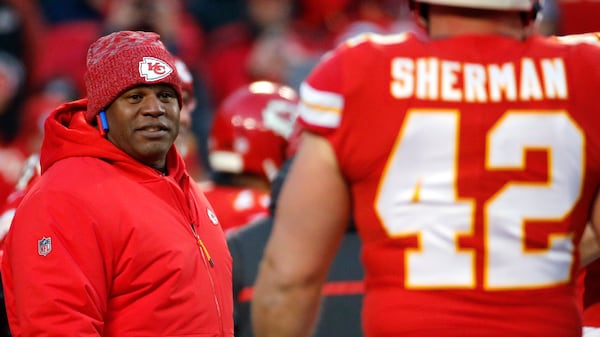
[174,58,209,181]
[0,71,74,210]
[33,0,205,97]
[199,0,352,106]
[200,0,414,109]
[2,0,44,91]
[0,52,27,206]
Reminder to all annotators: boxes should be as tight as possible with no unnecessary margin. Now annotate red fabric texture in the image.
[557,1,600,35]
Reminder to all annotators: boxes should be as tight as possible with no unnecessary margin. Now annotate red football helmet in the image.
[209,81,299,181]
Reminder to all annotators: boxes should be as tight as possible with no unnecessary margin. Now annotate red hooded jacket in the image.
[1,99,234,336]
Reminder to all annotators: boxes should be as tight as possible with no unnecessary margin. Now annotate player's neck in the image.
[427,6,529,40]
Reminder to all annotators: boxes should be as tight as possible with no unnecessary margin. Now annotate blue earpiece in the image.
[97,110,109,135]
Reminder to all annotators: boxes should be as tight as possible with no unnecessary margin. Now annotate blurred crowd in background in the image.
[0,0,598,336]
[0,0,599,204]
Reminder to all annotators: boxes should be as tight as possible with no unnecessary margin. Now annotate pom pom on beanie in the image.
[84,30,183,122]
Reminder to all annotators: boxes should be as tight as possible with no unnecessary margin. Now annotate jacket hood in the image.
[40,98,187,181]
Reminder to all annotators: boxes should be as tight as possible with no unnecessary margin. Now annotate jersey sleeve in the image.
[297,51,345,135]
[298,34,378,136]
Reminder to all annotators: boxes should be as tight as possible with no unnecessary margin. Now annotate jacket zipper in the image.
[191,222,224,335]
[191,223,214,267]
[161,173,224,334]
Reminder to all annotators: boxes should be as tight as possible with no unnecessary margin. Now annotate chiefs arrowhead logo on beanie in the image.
[84,30,183,122]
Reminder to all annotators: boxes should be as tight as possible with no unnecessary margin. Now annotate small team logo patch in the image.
[138,57,173,81]
[38,237,52,256]
[207,208,219,225]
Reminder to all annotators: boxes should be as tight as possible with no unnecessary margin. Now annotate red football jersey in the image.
[298,32,600,337]
[556,0,600,35]
[558,31,600,331]
[201,183,270,234]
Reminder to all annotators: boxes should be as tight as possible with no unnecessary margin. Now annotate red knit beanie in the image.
[84,30,183,122]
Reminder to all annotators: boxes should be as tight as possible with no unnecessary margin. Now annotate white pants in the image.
[584,327,600,337]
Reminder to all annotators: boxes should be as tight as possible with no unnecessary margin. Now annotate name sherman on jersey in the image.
[390,57,567,102]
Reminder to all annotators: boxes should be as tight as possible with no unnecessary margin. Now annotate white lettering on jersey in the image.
[391,57,568,102]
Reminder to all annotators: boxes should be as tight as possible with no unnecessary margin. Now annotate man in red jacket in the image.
[1,30,234,336]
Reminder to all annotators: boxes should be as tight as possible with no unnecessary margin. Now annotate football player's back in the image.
[251,2,600,337]
[308,29,600,337]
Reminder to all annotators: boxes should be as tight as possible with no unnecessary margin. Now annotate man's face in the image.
[105,84,180,170]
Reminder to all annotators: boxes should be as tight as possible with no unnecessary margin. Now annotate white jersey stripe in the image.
[299,103,341,128]
[299,82,344,128]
